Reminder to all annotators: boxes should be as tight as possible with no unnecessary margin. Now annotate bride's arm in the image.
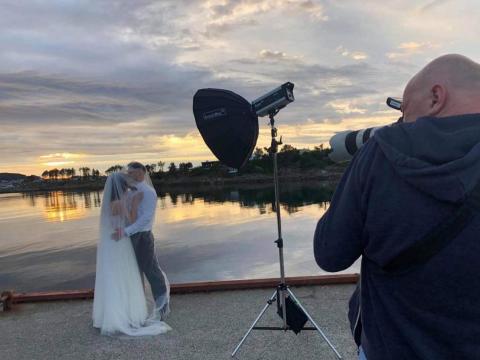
[111,200,126,216]
[128,192,144,223]
[110,200,127,240]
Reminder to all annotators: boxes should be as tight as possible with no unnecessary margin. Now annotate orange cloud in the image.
[387,41,439,59]
[39,153,86,167]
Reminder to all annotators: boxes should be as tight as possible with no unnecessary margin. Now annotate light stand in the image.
[231,111,342,359]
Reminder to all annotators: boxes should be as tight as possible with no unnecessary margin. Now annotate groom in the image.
[113,161,170,319]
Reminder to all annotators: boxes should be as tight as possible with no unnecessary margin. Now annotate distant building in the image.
[201,161,221,169]
[200,160,238,175]
[0,179,22,190]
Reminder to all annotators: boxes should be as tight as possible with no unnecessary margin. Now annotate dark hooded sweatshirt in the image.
[314,114,480,360]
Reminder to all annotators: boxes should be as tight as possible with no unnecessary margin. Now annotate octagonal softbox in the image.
[193,88,259,169]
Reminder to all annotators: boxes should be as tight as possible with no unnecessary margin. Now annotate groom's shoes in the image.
[158,303,170,321]
[155,295,170,321]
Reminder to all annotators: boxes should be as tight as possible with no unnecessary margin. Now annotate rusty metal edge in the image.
[9,274,359,304]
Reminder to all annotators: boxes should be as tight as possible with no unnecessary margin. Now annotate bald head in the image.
[402,54,480,122]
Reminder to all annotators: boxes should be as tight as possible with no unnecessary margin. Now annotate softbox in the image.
[193,88,259,169]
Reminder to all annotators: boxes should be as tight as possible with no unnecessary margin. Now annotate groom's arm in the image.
[124,190,157,237]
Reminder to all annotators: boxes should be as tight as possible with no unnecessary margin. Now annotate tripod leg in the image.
[231,290,277,358]
[287,288,343,360]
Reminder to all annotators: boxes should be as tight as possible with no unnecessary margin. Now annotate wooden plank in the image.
[11,274,359,304]
[171,274,359,294]
[13,289,94,303]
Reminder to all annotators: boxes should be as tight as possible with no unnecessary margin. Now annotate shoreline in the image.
[0,166,346,194]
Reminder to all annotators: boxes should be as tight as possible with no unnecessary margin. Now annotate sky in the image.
[1,0,479,175]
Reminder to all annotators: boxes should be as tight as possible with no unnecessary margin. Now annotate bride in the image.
[92,171,171,336]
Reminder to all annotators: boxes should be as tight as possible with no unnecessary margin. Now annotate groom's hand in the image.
[111,228,124,241]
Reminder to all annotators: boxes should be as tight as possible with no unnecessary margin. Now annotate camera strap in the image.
[383,180,480,273]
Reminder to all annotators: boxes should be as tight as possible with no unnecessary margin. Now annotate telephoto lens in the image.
[328,126,383,163]
[329,97,403,163]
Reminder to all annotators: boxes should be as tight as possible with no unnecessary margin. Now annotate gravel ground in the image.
[1,284,358,360]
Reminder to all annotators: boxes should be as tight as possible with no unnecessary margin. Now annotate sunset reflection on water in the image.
[43,192,85,222]
[19,191,102,223]
[0,185,356,293]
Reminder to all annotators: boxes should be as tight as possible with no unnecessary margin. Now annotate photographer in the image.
[314,54,480,360]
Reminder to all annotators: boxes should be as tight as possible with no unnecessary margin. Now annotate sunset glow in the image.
[1,1,479,175]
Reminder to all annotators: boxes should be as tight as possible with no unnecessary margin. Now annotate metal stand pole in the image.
[231,112,342,359]
[270,114,288,331]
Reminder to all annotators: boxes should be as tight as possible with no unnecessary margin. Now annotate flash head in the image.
[252,82,295,117]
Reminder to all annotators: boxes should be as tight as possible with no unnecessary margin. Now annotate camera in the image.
[252,82,295,117]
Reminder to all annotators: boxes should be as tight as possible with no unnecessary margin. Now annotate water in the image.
[0,184,359,292]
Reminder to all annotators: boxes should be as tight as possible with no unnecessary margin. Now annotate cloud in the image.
[386,41,439,59]
[206,0,328,22]
[203,0,328,37]
[258,49,303,62]
[399,42,425,50]
[0,51,391,174]
[296,0,329,20]
[336,46,368,61]
[418,0,451,14]
[39,153,86,167]
[0,67,214,129]
[326,100,367,115]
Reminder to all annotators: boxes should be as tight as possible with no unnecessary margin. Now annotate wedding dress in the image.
[92,172,171,336]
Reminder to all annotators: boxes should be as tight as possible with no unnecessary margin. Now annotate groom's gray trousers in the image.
[130,231,168,304]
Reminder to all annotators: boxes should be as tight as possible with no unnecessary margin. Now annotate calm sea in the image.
[0,184,359,292]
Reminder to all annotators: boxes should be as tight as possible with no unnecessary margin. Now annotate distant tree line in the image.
[42,168,76,180]
[41,167,101,180]
[240,144,333,175]
[39,144,333,181]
